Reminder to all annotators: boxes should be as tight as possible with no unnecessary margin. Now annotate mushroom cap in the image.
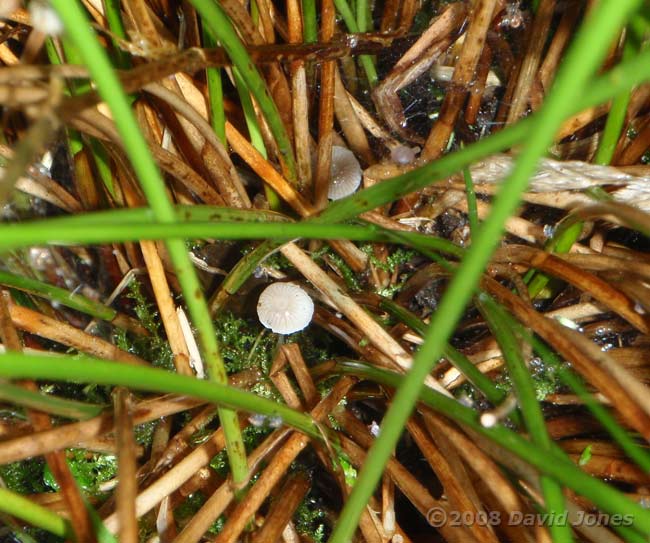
[390,145,420,165]
[29,1,65,36]
[328,146,362,200]
[257,282,314,334]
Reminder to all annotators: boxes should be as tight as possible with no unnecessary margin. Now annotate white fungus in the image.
[248,413,266,427]
[257,282,314,334]
[390,145,420,165]
[328,145,362,200]
[29,1,65,36]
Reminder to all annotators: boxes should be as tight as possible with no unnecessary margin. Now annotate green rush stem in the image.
[230,65,282,209]
[102,0,131,69]
[50,0,249,487]
[0,381,103,420]
[0,353,323,444]
[355,0,371,32]
[327,2,644,542]
[595,36,636,165]
[208,239,282,314]
[190,0,297,182]
[335,361,650,538]
[301,0,318,43]
[0,269,120,323]
[332,0,377,86]
[0,220,462,259]
[0,488,75,541]
[378,298,507,407]
[476,293,572,543]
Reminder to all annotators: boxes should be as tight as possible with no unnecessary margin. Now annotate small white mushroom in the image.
[257,282,314,334]
[390,145,420,165]
[29,1,65,36]
[328,145,362,200]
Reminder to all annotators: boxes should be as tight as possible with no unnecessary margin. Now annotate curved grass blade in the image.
[0,382,103,420]
[0,352,323,443]
[50,0,249,486]
[327,2,645,542]
[191,0,297,182]
[336,360,650,540]
[477,293,572,543]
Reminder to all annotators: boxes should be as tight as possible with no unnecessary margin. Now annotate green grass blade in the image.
[0,382,103,420]
[0,488,74,540]
[190,0,297,182]
[335,360,650,538]
[327,2,644,541]
[0,270,119,323]
[595,37,636,165]
[0,218,464,257]
[50,0,249,487]
[319,46,650,224]
[0,353,322,442]
[476,293,572,543]
[332,0,377,86]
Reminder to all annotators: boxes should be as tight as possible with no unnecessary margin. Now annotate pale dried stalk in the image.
[313,0,336,209]
[373,3,467,141]
[281,343,318,409]
[139,240,194,374]
[104,424,230,533]
[423,412,525,515]
[337,429,471,543]
[0,395,202,464]
[382,472,395,540]
[250,473,310,543]
[280,242,450,396]
[145,79,250,207]
[225,121,368,271]
[153,406,217,472]
[114,388,138,543]
[538,1,582,92]
[211,377,355,543]
[464,43,494,126]
[495,245,650,333]
[290,62,312,189]
[485,277,650,441]
[270,348,304,410]
[7,301,147,365]
[333,67,373,165]
[287,0,311,188]
[422,0,499,159]
[556,103,610,141]
[346,90,401,150]
[409,417,498,543]
[505,0,556,124]
[69,108,226,205]
[122,0,163,49]
[452,198,545,244]
[0,291,97,543]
